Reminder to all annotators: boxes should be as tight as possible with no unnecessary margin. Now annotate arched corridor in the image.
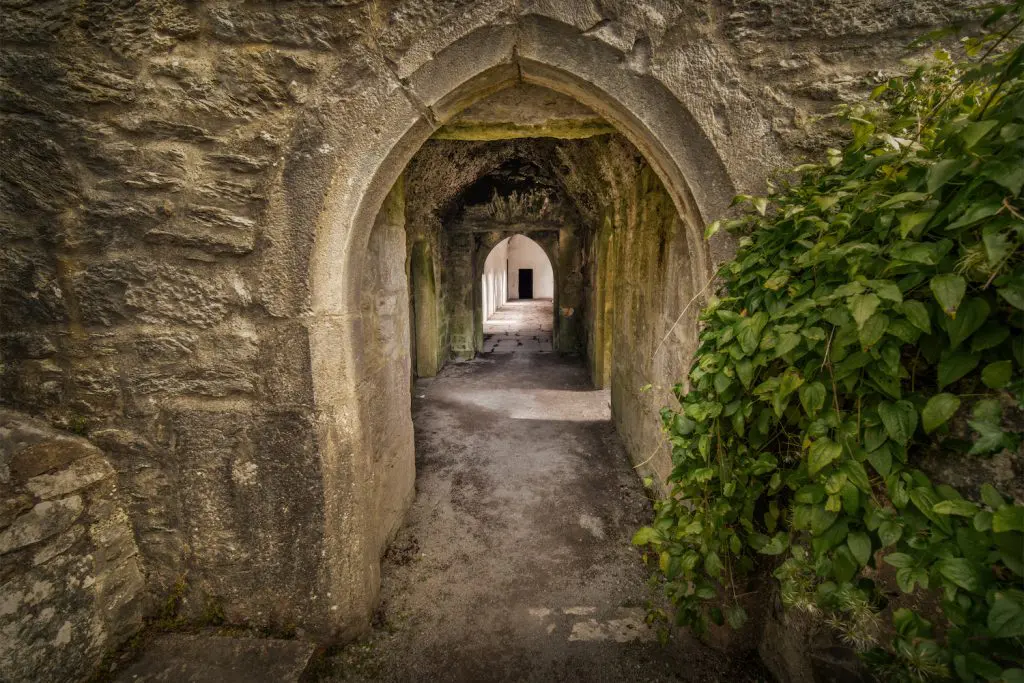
[319,82,760,679]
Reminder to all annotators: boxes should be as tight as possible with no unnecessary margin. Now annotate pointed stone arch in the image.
[276,15,737,639]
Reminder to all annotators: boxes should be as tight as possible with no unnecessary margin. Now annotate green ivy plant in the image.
[636,5,1024,681]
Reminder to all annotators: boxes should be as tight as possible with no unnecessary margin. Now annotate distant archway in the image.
[481,234,553,315]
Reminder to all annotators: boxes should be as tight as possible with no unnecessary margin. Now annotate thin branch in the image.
[651,273,718,361]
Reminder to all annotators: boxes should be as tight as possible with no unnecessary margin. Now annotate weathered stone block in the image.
[0,411,145,682]
[0,51,136,107]
[0,496,83,553]
[26,455,114,500]
[78,197,174,251]
[0,117,81,218]
[163,406,326,629]
[73,259,233,329]
[0,0,76,44]
[206,153,274,174]
[112,634,317,683]
[145,205,257,255]
[207,5,363,49]
[77,0,200,58]
[2,410,102,479]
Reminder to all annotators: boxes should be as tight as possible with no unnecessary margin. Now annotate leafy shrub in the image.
[636,5,1024,681]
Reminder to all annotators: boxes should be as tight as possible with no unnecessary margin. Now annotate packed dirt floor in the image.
[325,300,766,682]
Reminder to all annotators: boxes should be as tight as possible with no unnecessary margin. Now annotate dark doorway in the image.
[518,269,534,299]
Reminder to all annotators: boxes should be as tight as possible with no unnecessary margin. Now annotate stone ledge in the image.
[113,634,317,683]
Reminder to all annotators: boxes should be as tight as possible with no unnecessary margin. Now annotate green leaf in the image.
[959,119,999,149]
[931,273,966,318]
[873,281,903,303]
[974,510,993,531]
[971,324,1009,353]
[897,567,929,594]
[998,276,1024,310]
[981,484,1006,510]
[982,360,1013,389]
[937,557,981,592]
[690,467,715,483]
[795,484,825,504]
[884,552,915,569]
[988,591,1024,638]
[946,198,1003,231]
[736,313,769,355]
[879,401,918,445]
[808,438,843,476]
[984,159,1024,195]
[901,300,932,334]
[847,531,872,566]
[960,653,1003,681]
[841,460,872,494]
[810,506,839,536]
[983,229,1012,267]
[1002,669,1024,683]
[922,393,961,433]
[944,297,989,349]
[909,487,952,534]
[764,270,790,291]
[632,527,661,545]
[866,444,892,477]
[758,532,789,556]
[735,359,753,389]
[798,382,826,417]
[892,607,926,637]
[879,521,902,547]
[832,546,859,583]
[926,158,965,193]
[993,506,1024,533]
[849,293,881,329]
[938,352,980,389]
[932,499,978,516]
[704,551,723,578]
[775,332,801,357]
[887,319,919,343]
[880,191,928,208]
[859,313,889,348]
[898,210,934,238]
[892,241,939,265]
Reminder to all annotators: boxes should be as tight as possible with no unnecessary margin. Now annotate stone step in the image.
[113,634,316,683]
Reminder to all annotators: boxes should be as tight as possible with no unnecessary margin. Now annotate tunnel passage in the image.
[376,82,705,494]
[341,83,717,675]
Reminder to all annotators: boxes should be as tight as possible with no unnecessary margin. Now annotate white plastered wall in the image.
[482,237,509,320]
[507,234,553,299]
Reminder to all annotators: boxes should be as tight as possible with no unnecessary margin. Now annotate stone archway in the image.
[290,21,737,643]
[290,16,737,639]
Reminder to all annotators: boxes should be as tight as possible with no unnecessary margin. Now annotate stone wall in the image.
[555,136,697,487]
[1,409,145,682]
[0,0,984,666]
[358,180,416,559]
